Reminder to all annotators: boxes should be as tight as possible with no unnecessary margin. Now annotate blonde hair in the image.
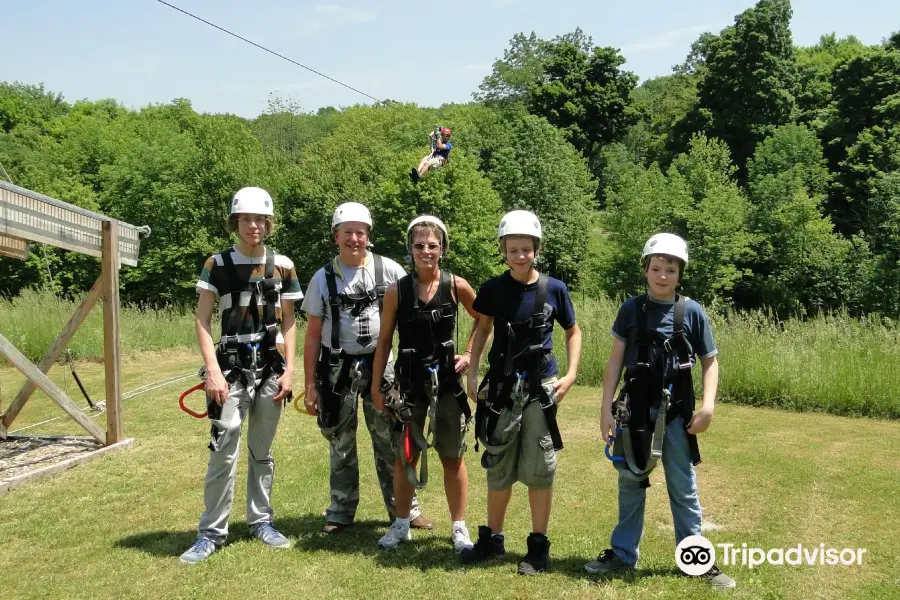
[499,234,541,254]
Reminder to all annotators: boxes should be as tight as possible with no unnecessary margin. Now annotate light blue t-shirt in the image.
[612,294,717,380]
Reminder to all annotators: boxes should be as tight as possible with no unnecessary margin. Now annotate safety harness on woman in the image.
[393,270,469,489]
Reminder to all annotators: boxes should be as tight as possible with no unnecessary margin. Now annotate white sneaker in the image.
[377,520,411,550]
[451,523,474,553]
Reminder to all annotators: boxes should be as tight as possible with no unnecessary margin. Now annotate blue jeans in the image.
[610,415,702,565]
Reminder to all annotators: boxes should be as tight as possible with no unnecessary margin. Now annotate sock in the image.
[396,517,410,530]
[452,520,466,530]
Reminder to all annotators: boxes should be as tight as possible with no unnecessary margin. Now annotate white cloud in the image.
[620,22,728,54]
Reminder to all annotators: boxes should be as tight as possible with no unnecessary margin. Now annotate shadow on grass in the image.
[116,515,681,582]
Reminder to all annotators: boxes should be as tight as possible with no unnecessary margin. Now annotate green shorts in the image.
[481,377,559,490]
[393,382,469,460]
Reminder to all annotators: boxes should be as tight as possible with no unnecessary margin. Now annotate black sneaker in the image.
[459,525,505,564]
[409,168,420,184]
[584,548,632,574]
[517,532,551,575]
[701,564,736,589]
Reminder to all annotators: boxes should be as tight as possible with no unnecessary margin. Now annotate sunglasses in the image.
[412,243,441,252]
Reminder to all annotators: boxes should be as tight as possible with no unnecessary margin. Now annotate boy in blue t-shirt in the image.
[461,210,582,576]
[584,233,736,590]
[410,125,452,184]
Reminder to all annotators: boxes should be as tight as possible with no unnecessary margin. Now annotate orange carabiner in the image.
[179,382,208,418]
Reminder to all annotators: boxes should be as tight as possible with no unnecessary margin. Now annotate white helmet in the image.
[498,210,542,241]
[230,187,274,216]
[332,202,373,231]
[407,215,449,257]
[641,232,689,265]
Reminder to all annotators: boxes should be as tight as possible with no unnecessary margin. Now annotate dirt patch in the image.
[0,436,102,481]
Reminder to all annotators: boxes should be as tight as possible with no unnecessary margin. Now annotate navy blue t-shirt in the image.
[612,294,717,380]
[473,271,577,378]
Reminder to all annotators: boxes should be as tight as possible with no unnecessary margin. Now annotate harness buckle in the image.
[328,347,342,367]
[348,360,364,397]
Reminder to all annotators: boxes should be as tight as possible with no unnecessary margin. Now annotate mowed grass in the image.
[1,353,898,600]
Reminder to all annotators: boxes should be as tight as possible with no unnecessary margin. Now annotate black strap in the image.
[374,253,385,314]
[324,262,342,353]
[219,250,244,337]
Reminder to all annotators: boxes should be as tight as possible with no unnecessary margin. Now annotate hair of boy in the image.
[499,234,541,255]
[225,213,276,238]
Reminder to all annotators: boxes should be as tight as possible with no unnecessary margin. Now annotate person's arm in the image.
[371,284,399,411]
[273,299,296,402]
[553,322,582,403]
[452,276,482,373]
[195,289,228,405]
[303,315,323,415]
[466,314,493,399]
[687,355,718,434]
[600,337,626,443]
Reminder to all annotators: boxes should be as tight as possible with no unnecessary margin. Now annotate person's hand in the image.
[205,367,228,406]
[551,374,576,404]
[454,353,471,374]
[304,384,320,416]
[273,370,293,403]
[601,407,616,446]
[687,405,714,435]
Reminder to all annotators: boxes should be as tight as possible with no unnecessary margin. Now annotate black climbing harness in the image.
[605,294,701,487]
[315,254,387,435]
[474,272,563,455]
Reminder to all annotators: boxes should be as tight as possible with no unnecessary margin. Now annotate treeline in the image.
[1,0,899,320]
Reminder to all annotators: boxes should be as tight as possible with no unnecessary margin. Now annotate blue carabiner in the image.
[605,426,626,462]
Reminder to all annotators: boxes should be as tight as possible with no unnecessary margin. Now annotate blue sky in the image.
[3,0,898,118]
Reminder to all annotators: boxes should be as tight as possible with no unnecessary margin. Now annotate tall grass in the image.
[2,288,898,418]
[0,288,198,362]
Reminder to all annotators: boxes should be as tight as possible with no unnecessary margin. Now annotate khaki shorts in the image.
[481,377,559,490]
[425,155,445,170]
[393,384,469,459]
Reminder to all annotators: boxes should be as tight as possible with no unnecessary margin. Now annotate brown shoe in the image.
[320,521,350,535]
[410,515,435,530]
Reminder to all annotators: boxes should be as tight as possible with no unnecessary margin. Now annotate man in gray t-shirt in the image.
[301,202,432,534]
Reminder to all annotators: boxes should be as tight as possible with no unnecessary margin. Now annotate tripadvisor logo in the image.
[675,535,867,574]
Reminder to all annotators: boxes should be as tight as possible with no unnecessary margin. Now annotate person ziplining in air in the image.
[410,125,452,184]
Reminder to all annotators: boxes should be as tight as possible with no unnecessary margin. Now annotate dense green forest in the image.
[1,0,898,319]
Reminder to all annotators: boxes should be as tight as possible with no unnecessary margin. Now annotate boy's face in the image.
[645,255,680,298]
[237,213,267,245]
[504,235,537,275]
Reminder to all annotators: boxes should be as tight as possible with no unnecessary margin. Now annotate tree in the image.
[474,29,594,107]
[527,44,639,172]
[743,124,856,315]
[671,0,798,181]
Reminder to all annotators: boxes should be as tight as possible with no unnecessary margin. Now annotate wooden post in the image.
[0,333,106,443]
[1,277,102,430]
[101,220,123,446]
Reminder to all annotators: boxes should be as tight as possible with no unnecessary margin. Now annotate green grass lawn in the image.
[1,351,898,600]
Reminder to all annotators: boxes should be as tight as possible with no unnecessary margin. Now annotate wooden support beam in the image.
[0,333,106,443]
[102,220,123,446]
[0,438,134,496]
[1,277,102,430]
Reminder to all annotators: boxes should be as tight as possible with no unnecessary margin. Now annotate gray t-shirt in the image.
[612,294,717,380]
[301,254,407,355]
